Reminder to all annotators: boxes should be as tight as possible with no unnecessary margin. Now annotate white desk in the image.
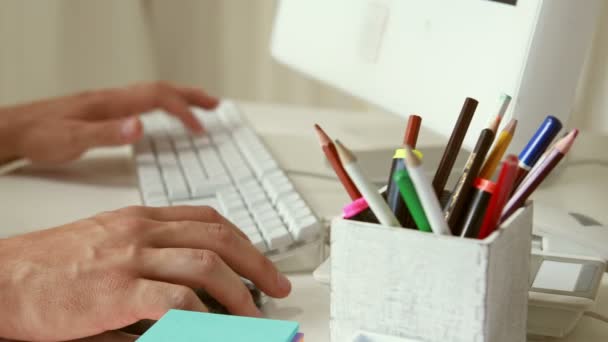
[1,102,607,341]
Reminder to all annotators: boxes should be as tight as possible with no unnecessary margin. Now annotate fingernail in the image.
[254,308,265,318]
[277,272,291,293]
[121,117,140,140]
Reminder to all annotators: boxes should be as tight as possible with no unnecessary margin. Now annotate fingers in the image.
[128,279,208,322]
[70,331,138,342]
[137,248,262,317]
[119,205,249,241]
[145,221,291,299]
[82,82,219,134]
[176,86,219,110]
[74,117,143,149]
[153,86,205,134]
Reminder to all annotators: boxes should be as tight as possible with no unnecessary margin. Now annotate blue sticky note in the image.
[138,310,300,342]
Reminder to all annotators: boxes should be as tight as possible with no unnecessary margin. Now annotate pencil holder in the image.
[330,203,533,342]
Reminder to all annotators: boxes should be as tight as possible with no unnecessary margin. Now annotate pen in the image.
[512,115,562,190]
[432,97,478,196]
[459,178,496,239]
[479,119,517,180]
[443,129,495,234]
[486,93,512,134]
[404,115,422,148]
[335,140,401,227]
[478,154,518,239]
[404,146,452,235]
[314,124,362,200]
[394,168,431,232]
[501,129,578,222]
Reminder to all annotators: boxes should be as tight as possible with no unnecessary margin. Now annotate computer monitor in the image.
[271,0,601,154]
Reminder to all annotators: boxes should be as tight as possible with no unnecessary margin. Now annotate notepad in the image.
[137,310,301,342]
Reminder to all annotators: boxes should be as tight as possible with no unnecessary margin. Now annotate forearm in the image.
[0,107,27,164]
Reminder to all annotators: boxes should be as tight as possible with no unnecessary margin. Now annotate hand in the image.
[0,82,219,164]
[0,206,291,342]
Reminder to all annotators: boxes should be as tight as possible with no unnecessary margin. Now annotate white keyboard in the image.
[134,101,321,257]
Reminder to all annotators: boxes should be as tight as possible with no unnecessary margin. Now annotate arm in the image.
[0,82,218,164]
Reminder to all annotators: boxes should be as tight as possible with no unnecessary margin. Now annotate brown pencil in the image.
[314,124,362,200]
[501,129,579,222]
[443,128,495,234]
[404,115,422,148]
[432,97,478,196]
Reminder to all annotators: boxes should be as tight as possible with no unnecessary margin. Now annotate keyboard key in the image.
[288,215,320,241]
[190,178,232,198]
[263,180,296,204]
[171,198,222,214]
[259,224,292,251]
[145,198,170,207]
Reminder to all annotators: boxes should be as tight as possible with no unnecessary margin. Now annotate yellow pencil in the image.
[479,119,518,179]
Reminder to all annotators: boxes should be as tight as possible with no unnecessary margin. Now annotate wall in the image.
[0,0,360,109]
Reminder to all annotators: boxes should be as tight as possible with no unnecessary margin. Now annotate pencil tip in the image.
[314,124,331,145]
[497,93,512,118]
[505,119,518,133]
[555,129,579,154]
[335,139,356,163]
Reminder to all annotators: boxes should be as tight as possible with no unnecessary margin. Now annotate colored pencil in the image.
[403,146,452,235]
[432,97,478,196]
[521,131,569,185]
[404,115,422,148]
[394,168,431,232]
[459,178,496,238]
[478,155,519,239]
[335,140,401,227]
[486,93,512,134]
[314,124,362,200]
[501,129,578,222]
[479,119,517,179]
[512,115,562,190]
[443,129,495,234]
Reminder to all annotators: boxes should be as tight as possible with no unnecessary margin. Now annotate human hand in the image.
[0,82,218,164]
[0,206,291,342]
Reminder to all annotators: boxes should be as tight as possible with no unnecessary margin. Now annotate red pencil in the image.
[314,124,362,200]
[404,115,422,148]
[501,129,579,223]
[477,155,518,239]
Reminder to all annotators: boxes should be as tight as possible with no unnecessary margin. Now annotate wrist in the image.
[0,107,30,163]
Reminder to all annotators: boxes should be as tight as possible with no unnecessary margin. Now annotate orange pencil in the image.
[314,124,362,200]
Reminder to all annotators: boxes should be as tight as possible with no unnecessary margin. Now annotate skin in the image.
[0,82,292,342]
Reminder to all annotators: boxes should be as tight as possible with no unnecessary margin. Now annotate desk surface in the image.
[1,102,607,341]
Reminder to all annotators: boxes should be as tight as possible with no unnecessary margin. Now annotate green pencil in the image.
[394,169,431,233]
